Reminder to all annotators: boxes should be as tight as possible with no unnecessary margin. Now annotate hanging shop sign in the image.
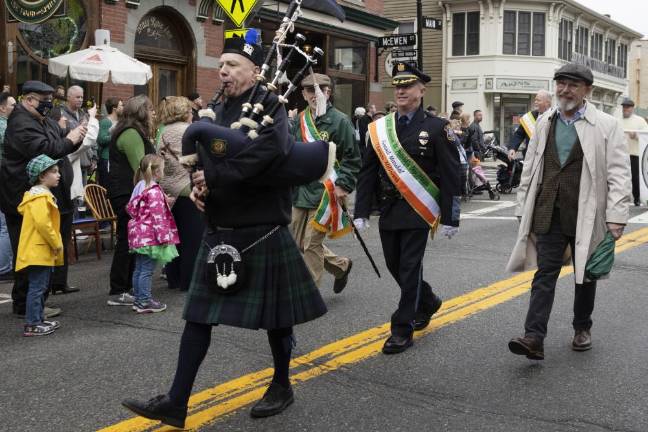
[5,0,65,24]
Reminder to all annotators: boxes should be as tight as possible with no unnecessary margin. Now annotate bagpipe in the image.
[181,0,343,187]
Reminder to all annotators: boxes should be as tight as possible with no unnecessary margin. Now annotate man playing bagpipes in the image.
[290,73,361,294]
[120,29,334,427]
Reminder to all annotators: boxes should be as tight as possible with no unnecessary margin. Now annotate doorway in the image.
[133,8,195,104]
[493,94,532,146]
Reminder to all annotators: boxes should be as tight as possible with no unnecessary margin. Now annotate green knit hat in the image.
[26,154,59,185]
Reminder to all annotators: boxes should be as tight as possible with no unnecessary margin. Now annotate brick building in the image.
[1,0,397,116]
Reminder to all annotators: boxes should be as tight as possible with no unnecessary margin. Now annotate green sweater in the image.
[555,118,578,166]
[291,105,361,209]
[97,118,114,160]
[116,128,146,171]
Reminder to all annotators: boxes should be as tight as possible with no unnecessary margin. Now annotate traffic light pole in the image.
[417,0,423,69]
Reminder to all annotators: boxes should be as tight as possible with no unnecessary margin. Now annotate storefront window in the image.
[17,0,87,60]
[332,76,366,118]
[328,38,367,75]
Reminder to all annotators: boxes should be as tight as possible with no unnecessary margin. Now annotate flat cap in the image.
[391,62,430,86]
[621,97,635,107]
[22,80,54,95]
[553,63,594,85]
[451,101,464,109]
[301,73,332,88]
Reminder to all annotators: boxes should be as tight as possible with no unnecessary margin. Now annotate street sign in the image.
[215,0,259,27]
[377,33,416,48]
[423,16,442,30]
[392,49,417,58]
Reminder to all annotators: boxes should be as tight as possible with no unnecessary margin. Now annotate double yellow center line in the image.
[99,227,648,432]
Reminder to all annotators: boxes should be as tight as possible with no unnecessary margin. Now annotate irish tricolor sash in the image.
[300,109,352,238]
[518,111,537,140]
[368,113,441,230]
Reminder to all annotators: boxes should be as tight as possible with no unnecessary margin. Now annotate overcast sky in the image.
[576,0,648,37]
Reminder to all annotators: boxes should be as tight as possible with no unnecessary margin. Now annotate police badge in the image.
[210,139,227,156]
[418,130,429,146]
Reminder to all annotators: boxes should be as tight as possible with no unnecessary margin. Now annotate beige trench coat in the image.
[506,103,631,284]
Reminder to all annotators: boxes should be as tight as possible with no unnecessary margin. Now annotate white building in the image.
[438,0,643,145]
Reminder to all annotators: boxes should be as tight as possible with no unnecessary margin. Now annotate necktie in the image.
[397,115,409,134]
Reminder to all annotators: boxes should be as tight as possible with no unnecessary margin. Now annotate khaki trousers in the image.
[290,207,349,286]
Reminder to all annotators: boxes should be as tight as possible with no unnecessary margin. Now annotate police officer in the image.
[290,73,361,294]
[354,62,461,354]
[121,33,327,428]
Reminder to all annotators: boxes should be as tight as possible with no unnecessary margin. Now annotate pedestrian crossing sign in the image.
[215,0,259,27]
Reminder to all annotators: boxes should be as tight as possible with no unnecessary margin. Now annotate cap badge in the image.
[397,63,405,72]
[418,130,429,146]
[243,43,254,56]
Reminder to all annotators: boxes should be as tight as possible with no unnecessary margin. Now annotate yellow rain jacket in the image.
[16,186,64,272]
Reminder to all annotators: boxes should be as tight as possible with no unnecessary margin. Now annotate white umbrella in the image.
[48,43,152,85]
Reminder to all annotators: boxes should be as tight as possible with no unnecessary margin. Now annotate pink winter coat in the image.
[126,182,180,250]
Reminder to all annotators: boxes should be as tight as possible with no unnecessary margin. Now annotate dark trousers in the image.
[525,212,596,340]
[109,195,134,295]
[630,155,640,205]
[97,159,109,190]
[6,213,29,314]
[51,212,72,289]
[379,229,438,337]
[165,197,204,291]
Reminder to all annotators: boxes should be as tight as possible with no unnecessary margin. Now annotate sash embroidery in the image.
[368,113,441,231]
[300,109,352,238]
[519,111,537,140]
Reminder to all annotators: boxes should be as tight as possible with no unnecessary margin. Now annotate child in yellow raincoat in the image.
[17,155,64,337]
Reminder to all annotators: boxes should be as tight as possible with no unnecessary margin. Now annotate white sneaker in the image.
[107,293,135,306]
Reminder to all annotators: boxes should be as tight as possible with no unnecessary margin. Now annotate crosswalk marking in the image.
[461,201,516,219]
[0,293,12,305]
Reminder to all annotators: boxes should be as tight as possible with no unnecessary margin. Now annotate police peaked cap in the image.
[222,29,264,67]
[391,62,430,86]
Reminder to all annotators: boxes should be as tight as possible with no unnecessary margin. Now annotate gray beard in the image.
[558,98,579,112]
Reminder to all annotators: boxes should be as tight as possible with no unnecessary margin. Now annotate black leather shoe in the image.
[508,335,544,360]
[52,285,80,295]
[333,260,353,294]
[382,334,413,354]
[250,383,294,418]
[572,329,592,351]
[414,296,443,331]
[122,394,187,429]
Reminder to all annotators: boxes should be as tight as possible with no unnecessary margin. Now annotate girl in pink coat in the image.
[127,154,179,313]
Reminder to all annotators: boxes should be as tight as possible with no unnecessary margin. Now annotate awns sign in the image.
[5,0,64,24]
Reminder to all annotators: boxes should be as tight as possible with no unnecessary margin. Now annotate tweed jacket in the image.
[507,102,631,284]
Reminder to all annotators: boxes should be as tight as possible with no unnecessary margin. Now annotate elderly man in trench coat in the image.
[506,63,630,360]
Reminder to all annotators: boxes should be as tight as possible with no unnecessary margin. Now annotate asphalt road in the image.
[1,189,648,432]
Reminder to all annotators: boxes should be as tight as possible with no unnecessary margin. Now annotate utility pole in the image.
[417,0,423,69]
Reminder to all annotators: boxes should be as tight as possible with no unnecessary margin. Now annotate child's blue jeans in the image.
[132,254,156,304]
[26,266,52,325]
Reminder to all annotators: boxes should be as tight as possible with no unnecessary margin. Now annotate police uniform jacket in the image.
[355,107,461,230]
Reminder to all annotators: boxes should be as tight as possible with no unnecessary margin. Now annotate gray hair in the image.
[536,89,552,103]
[67,85,83,97]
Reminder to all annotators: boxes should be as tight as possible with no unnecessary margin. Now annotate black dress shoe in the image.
[333,259,353,294]
[414,297,443,331]
[508,335,544,360]
[382,334,413,354]
[51,285,80,295]
[250,382,294,418]
[572,329,592,351]
[122,394,187,429]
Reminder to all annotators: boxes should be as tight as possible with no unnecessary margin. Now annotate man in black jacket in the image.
[0,81,86,316]
[354,63,461,354]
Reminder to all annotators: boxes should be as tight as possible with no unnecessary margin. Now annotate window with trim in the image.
[558,18,573,61]
[575,26,589,55]
[617,43,628,77]
[452,12,479,56]
[591,32,603,60]
[503,11,545,56]
[605,39,616,65]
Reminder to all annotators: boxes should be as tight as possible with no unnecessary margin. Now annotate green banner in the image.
[5,0,64,24]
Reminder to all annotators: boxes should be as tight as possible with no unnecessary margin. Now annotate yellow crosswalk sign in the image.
[215,0,259,27]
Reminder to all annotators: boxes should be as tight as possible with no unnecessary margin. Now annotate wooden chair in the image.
[83,184,117,249]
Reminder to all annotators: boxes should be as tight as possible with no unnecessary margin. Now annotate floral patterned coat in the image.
[126,182,180,250]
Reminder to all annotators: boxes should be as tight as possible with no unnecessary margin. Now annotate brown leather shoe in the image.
[508,335,544,360]
[572,329,592,351]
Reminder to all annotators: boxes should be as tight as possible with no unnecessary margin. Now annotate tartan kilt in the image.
[183,225,327,329]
